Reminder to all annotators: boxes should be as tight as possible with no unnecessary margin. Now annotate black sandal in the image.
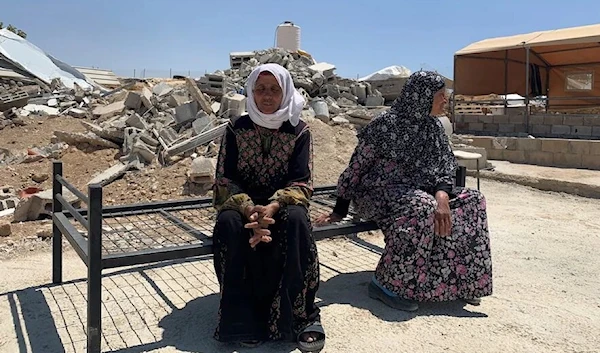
[297,321,326,353]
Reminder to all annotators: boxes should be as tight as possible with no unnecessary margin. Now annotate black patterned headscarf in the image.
[358,71,458,189]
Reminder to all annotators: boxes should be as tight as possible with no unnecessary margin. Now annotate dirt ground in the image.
[1,115,599,352]
[0,117,357,249]
[0,179,599,353]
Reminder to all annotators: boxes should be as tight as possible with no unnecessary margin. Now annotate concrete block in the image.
[167,93,190,108]
[175,101,199,123]
[13,189,79,222]
[152,82,174,97]
[583,116,600,126]
[541,139,569,153]
[219,92,247,119]
[563,115,584,126]
[479,115,494,124]
[590,141,600,155]
[516,138,541,151]
[544,115,564,125]
[528,115,544,125]
[569,140,591,155]
[483,123,499,132]
[491,115,509,124]
[469,123,484,131]
[503,150,526,163]
[455,122,469,132]
[192,112,213,134]
[188,157,217,184]
[550,125,571,136]
[125,92,142,110]
[571,125,592,137]
[532,124,551,135]
[365,95,385,107]
[592,126,600,137]
[553,153,582,168]
[582,155,600,170]
[509,115,525,124]
[469,137,494,150]
[514,124,527,133]
[463,115,479,123]
[486,149,503,160]
[0,198,18,211]
[498,123,515,133]
[527,151,554,166]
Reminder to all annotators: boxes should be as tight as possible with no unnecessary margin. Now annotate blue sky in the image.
[3,0,599,79]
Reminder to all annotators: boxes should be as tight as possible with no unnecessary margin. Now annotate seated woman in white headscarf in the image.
[211,63,325,352]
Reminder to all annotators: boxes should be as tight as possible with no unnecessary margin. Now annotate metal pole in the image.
[170,68,172,78]
[133,69,136,78]
[545,67,550,112]
[52,161,63,284]
[525,46,530,134]
[87,184,103,353]
[452,55,457,132]
[504,50,509,115]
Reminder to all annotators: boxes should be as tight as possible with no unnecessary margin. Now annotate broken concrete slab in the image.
[87,162,131,186]
[152,82,174,97]
[124,91,142,110]
[131,141,156,164]
[80,120,124,144]
[332,116,350,125]
[165,122,228,157]
[68,108,88,118]
[192,112,214,135]
[167,93,190,108]
[54,130,120,149]
[92,100,125,120]
[23,104,60,116]
[175,101,199,124]
[126,113,150,130]
[185,78,213,115]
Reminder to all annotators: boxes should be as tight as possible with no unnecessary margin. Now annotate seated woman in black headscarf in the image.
[211,63,325,352]
[317,71,493,312]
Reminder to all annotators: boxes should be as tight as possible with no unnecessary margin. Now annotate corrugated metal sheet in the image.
[74,67,121,88]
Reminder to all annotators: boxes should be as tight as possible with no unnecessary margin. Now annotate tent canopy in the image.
[454,23,600,109]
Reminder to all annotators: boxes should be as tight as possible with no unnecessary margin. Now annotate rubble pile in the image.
[201,48,391,125]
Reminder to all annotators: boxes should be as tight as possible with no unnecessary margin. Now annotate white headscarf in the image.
[245,63,305,129]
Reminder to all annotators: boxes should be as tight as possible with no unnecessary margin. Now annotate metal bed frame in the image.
[51,160,466,353]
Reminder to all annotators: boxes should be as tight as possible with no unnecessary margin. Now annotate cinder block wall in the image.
[467,136,600,170]
[455,114,600,139]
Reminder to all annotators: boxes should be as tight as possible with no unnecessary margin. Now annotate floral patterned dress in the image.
[333,71,493,302]
[211,115,320,342]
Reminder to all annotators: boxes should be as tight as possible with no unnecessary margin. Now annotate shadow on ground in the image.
[1,237,487,353]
